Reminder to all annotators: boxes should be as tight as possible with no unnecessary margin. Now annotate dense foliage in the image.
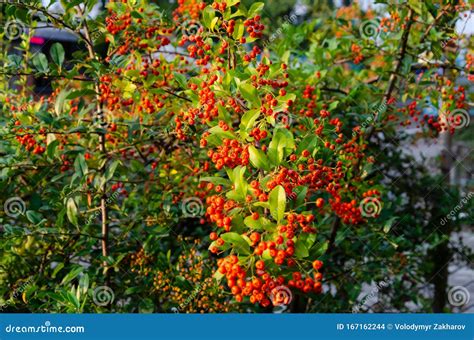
[0,0,472,313]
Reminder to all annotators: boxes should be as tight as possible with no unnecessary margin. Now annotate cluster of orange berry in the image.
[207,138,250,170]
[206,195,236,232]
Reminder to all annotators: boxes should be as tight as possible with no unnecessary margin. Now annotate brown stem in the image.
[82,15,109,270]
[324,8,416,264]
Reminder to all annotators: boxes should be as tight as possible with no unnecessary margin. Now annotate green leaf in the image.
[173,72,187,88]
[295,135,318,156]
[66,197,79,227]
[78,274,89,295]
[232,21,245,40]
[294,233,316,258]
[55,90,71,116]
[294,239,309,258]
[74,154,88,177]
[311,241,329,258]
[240,109,260,131]
[239,83,261,108]
[248,145,270,171]
[66,89,97,100]
[52,263,65,279]
[221,232,251,255]
[248,2,264,17]
[32,53,49,73]
[200,176,231,186]
[26,210,43,224]
[253,201,270,209]
[268,128,295,166]
[46,139,59,159]
[61,266,83,285]
[104,160,120,181]
[383,217,398,233]
[66,291,80,309]
[50,43,65,66]
[268,185,286,223]
[244,215,274,231]
[202,6,216,29]
[207,126,236,141]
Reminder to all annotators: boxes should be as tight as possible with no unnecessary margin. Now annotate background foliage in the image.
[0,0,472,313]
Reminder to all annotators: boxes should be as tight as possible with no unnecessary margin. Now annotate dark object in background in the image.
[29,26,80,95]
